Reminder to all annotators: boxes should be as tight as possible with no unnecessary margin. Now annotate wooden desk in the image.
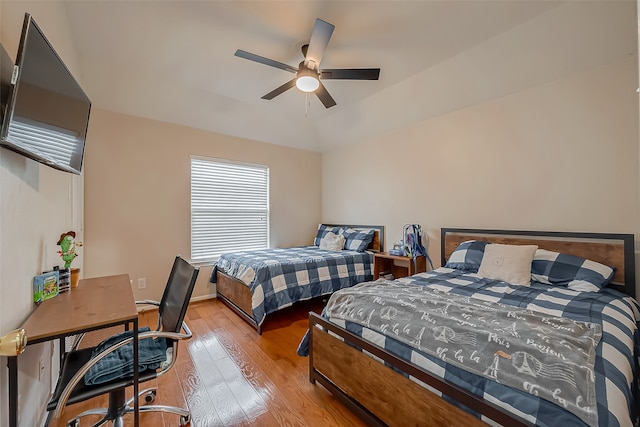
[8,274,139,427]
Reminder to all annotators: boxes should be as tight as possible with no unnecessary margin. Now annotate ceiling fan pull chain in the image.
[305,92,310,118]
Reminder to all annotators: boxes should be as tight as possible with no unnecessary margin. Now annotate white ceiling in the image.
[48,1,638,151]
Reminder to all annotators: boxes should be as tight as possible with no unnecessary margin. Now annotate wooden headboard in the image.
[326,224,385,253]
[441,228,636,298]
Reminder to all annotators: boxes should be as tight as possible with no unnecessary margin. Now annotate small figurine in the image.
[57,231,82,269]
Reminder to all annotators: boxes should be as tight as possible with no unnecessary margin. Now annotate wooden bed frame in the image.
[308,228,636,427]
[216,224,385,334]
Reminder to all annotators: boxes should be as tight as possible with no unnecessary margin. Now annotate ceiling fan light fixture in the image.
[296,76,319,92]
[296,68,320,92]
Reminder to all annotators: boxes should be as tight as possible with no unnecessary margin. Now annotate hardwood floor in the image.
[48,298,367,427]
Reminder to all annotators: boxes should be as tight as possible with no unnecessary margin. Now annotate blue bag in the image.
[403,224,434,271]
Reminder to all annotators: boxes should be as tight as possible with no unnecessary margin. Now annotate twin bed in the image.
[211,225,639,425]
[303,228,639,427]
[210,224,384,334]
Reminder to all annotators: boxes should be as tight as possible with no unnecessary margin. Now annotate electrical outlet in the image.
[138,278,146,289]
[38,358,44,381]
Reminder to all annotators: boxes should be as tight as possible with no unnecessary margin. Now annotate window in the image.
[191,157,269,262]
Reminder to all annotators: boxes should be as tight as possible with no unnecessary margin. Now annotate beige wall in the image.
[1,2,84,426]
[322,55,639,280]
[83,109,321,301]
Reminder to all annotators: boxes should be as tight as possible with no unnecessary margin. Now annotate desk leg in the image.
[8,355,17,427]
[133,318,139,427]
[59,337,65,370]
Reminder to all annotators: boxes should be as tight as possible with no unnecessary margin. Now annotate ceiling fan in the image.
[235,18,380,109]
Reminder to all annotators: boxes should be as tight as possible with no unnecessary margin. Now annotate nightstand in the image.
[373,252,427,280]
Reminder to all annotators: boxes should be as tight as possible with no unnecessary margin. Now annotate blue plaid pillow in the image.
[444,240,489,272]
[341,228,376,252]
[314,224,342,246]
[531,249,615,292]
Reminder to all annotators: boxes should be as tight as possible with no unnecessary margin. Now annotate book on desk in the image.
[33,270,59,303]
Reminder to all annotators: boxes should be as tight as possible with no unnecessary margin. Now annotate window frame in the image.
[190,155,270,264]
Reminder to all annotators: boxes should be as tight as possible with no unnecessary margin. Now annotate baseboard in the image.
[190,293,217,302]
[136,294,217,314]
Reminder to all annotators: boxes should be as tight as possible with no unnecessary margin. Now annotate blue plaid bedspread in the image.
[211,246,373,327]
[299,268,640,427]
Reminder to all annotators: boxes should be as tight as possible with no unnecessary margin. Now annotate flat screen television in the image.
[0,13,91,175]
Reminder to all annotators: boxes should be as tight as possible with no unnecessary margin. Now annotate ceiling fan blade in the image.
[261,79,297,100]
[235,49,298,73]
[320,68,381,80]
[315,82,337,109]
[304,19,335,70]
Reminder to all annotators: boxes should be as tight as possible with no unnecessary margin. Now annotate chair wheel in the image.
[144,390,156,403]
[180,414,191,426]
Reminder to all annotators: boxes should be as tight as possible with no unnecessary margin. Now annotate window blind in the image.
[191,157,269,262]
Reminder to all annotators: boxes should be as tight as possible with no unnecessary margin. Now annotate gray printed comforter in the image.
[324,279,602,426]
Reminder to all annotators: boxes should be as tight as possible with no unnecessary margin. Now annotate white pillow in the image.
[477,244,538,286]
[319,232,346,251]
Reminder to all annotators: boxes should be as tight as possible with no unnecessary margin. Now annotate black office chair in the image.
[47,255,199,427]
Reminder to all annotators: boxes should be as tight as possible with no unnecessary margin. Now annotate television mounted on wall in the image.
[0,13,91,175]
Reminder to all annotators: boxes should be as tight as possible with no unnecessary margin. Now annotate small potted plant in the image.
[57,231,82,287]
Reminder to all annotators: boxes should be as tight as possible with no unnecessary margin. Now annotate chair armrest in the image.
[52,336,138,418]
[52,321,193,418]
[137,322,192,341]
[136,300,160,318]
[136,299,160,306]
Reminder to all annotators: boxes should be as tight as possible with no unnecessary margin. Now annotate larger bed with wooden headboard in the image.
[211,224,384,334]
[305,228,638,427]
